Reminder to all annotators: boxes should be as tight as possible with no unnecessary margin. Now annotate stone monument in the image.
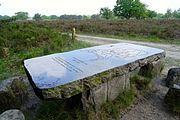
[24,43,165,110]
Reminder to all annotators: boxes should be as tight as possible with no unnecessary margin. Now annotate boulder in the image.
[0,76,29,112]
[0,109,25,120]
[164,84,180,113]
[166,68,180,87]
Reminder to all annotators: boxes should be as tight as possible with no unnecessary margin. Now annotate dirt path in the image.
[77,34,180,120]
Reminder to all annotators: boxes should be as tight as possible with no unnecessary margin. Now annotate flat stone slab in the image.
[24,43,165,99]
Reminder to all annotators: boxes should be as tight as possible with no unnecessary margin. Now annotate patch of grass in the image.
[35,100,70,120]
[34,88,136,120]
[130,75,152,90]
[93,88,136,119]
[174,106,180,113]
[34,100,83,120]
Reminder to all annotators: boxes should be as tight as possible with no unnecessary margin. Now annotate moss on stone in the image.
[43,80,83,99]
[87,88,136,119]
[130,75,151,90]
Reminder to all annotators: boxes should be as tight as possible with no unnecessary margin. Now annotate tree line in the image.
[0,0,180,21]
[100,0,180,19]
[0,12,98,21]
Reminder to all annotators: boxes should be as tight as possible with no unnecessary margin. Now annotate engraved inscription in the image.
[81,47,148,61]
[72,57,88,65]
[52,57,84,73]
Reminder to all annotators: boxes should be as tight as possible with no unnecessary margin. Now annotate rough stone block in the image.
[85,82,108,110]
[164,84,180,113]
[108,74,129,101]
[166,68,180,87]
[139,59,164,78]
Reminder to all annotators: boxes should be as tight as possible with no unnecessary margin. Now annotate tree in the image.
[33,13,42,21]
[100,7,113,19]
[41,15,50,20]
[0,15,11,20]
[49,15,59,20]
[59,15,83,20]
[164,9,172,18]
[82,15,90,20]
[91,14,101,19]
[113,0,146,19]
[15,12,28,20]
[172,8,180,18]
[146,10,157,18]
[156,13,164,19]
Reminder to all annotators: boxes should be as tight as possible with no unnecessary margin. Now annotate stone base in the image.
[82,74,130,111]
[139,59,164,78]
[164,85,180,113]
[81,58,164,111]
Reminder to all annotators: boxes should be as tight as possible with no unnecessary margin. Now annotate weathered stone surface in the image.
[24,43,165,99]
[108,74,130,101]
[0,76,28,112]
[164,84,180,113]
[139,59,164,78]
[81,71,130,110]
[166,68,180,87]
[82,82,108,111]
[0,109,25,120]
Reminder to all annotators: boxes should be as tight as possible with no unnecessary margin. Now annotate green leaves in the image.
[100,7,114,20]
[113,0,147,19]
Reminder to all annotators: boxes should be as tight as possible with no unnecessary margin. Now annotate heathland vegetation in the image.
[0,21,90,80]
[39,20,180,42]
[1,0,179,44]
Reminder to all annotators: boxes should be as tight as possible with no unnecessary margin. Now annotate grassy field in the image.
[0,21,91,80]
[33,19,180,43]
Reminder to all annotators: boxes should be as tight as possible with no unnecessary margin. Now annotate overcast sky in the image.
[0,0,179,17]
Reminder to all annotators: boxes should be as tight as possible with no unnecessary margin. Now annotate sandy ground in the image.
[77,34,180,120]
